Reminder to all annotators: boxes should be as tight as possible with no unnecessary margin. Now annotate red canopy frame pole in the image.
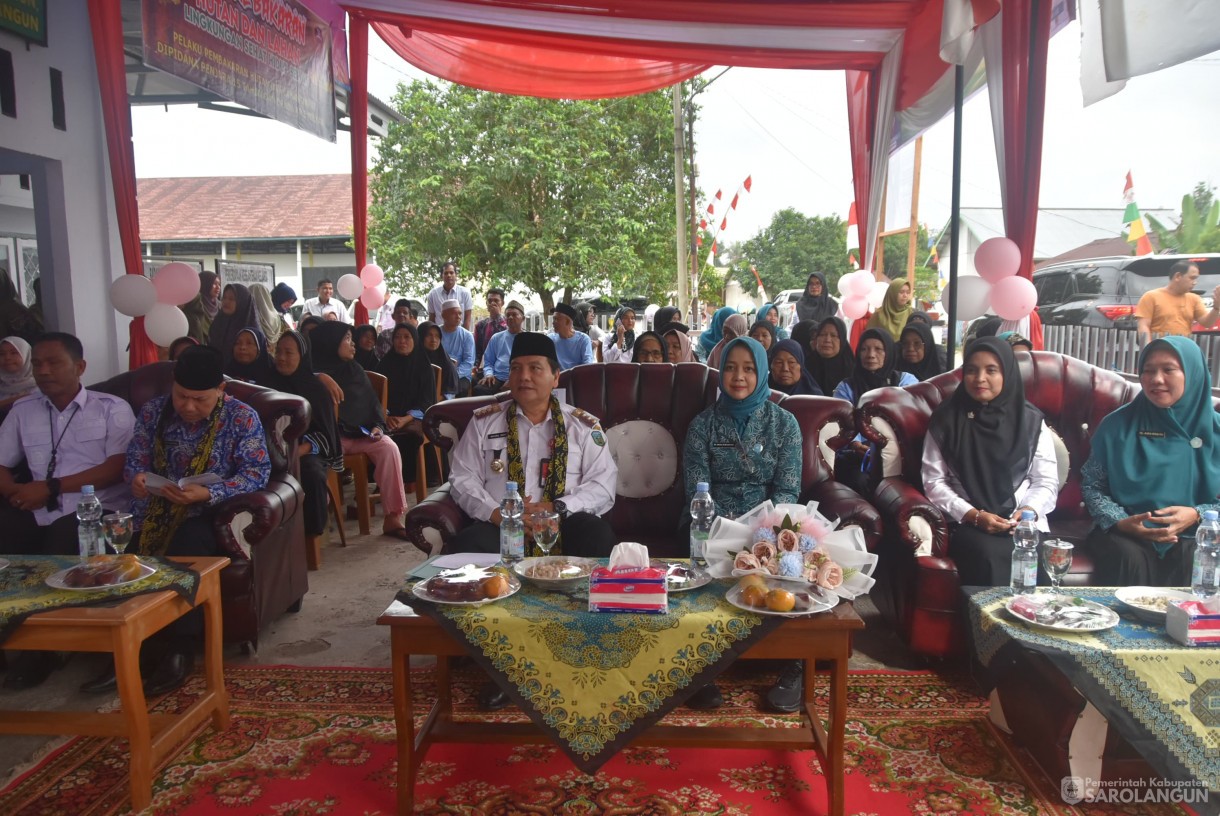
[87,0,158,368]
[349,12,371,326]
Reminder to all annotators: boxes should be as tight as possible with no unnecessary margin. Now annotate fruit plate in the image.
[513,556,598,592]
[1114,586,1194,623]
[724,577,838,617]
[412,564,521,606]
[46,561,156,591]
[650,559,713,592]
[1004,594,1120,632]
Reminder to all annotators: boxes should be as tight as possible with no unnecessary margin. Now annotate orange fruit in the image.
[740,584,767,608]
[765,589,796,613]
[739,573,767,590]
[482,574,510,599]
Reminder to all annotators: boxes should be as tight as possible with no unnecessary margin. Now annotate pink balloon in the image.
[153,262,201,306]
[990,276,1038,321]
[359,263,384,287]
[847,270,874,297]
[842,295,869,320]
[360,287,384,310]
[974,237,1022,284]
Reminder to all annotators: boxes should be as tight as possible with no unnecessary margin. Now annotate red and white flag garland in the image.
[699,176,753,266]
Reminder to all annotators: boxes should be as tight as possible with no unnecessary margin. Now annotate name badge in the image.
[712,442,736,448]
[488,432,507,439]
[1138,430,1166,438]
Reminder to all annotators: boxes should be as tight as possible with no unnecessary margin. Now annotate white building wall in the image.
[143,250,359,304]
[0,9,127,378]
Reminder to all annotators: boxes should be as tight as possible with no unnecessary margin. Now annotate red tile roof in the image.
[138,175,369,241]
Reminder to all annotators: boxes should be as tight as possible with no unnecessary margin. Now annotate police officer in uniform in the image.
[448,332,617,557]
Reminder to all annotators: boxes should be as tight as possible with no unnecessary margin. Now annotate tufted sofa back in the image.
[857,351,1143,521]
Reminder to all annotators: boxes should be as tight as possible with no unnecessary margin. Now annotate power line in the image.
[720,89,848,194]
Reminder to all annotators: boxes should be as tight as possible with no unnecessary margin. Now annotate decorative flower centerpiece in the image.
[705,501,877,601]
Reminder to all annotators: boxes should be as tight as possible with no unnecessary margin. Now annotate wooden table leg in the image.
[201,592,230,730]
[826,637,849,816]
[391,630,415,816]
[114,626,153,812]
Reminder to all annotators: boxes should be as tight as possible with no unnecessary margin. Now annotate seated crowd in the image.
[3,263,1217,719]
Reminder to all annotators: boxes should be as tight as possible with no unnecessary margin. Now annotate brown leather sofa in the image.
[858,351,1143,658]
[91,363,311,648]
[403,362,881,557]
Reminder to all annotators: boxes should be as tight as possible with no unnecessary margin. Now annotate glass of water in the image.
[530,511,561,557]
[102,513,134,555]
[1041,539,1074,596]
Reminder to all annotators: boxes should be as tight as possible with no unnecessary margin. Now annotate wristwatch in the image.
[45,478,62,511]
[553,499,569,520]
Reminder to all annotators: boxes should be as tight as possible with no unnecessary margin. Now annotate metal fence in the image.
[1042,325,1220,380]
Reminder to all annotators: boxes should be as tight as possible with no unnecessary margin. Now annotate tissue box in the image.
[1166,599,1220,646]
[588,566,668,614]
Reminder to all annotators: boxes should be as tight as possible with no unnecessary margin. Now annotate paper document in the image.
[143,472,222,497]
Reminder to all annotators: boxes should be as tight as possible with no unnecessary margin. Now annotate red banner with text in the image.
[142,0,336,142]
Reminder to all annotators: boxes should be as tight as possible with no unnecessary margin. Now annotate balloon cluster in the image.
[338,265,387,312]
[109,262,198,346]
[836,269,882,320]
[938,237,1037,322]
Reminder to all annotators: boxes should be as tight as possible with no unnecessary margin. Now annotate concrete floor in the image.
[0,509,923,791]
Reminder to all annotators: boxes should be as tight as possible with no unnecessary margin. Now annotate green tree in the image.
[727,208,851,299]
[368,81,678,311]
[1146,181,1220,253]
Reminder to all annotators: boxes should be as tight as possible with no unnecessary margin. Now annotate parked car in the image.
[1033,254,1220,330]
[773,288,805,326]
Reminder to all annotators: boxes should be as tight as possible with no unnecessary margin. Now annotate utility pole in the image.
[687,102,699,329]
[672,85,689,324]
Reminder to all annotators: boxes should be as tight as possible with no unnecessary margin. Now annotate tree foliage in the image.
[369,81,678,310]
[726,208,851,298]
[1146,181,1220,253]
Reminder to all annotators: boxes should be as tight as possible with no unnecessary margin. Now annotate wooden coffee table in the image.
[0,556,230,811]
[378,596,863,816]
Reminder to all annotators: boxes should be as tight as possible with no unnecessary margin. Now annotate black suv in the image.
[1033,254,1220,330]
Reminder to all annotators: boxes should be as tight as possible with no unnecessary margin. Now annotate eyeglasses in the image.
[899,340,924,350]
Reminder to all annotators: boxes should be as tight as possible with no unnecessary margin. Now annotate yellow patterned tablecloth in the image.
[0,555,201,642]
[400,573,782,772]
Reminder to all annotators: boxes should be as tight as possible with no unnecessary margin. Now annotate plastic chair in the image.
[413,364,445,504]
[341,370,389,535]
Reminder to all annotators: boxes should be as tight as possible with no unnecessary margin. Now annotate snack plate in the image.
[0,558,9,571]
[513,556,598,592]
[1003,595,1119,632]
[650,559,713,592]
[413,565,521,606]
[46,561,157,592]
[1114,586,1194,623]
[725,579,838,617]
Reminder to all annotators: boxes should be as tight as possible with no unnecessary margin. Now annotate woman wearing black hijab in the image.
[418,320,459,397]
[309,321,410,538]
[924,337,1058,585]
[793,272,837,326]
[896,322,944,382]
[352,324,380,369]
[803,318,855,396]
[224,326,274,384]
[207,283,260,367]
[748,320,777,352]
[261,329,343,541]
[630,330,667,363]
[768,339,822,396]
[376,323,437,487]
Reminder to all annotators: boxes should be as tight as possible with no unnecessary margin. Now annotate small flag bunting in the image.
[743,176,752,192]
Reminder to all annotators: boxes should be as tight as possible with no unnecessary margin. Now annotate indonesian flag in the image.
[846,202,860,251]
[699,219,707,230]
[848,252,859,270]
[720,217,727,231]
[715,190,723,200]
[743,176,752,193]
[730,193,739,210]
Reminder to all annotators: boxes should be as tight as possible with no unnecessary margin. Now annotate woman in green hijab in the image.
[865,279,913,342]
[1082,336,1220,585]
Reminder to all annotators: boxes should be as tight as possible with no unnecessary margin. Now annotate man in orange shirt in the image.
[1134,261,1220,342]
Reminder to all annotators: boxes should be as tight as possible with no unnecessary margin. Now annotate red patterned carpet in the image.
[0,664,1195,815]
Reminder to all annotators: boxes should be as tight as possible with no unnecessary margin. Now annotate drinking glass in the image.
[530,511,561,557]
[102,512,134,555]
[1041,539,1074,596]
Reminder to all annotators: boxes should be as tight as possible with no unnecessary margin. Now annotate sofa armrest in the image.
[211,476,300,558]
[402,483,468,556]
[873,476,949,558]
[804,480,882,553]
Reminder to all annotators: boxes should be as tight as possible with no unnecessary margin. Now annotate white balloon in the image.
[644,304,660,323]
[847,270,875,297]
[867,280,890,310]
[939,275,992,321]
[109,275,158,317]
[144,303,189,347]
[337,273,364,300]
[836,274,853,298]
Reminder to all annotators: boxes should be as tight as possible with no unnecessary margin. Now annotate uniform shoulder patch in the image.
[475,403,503,419]
[571,407,601,428]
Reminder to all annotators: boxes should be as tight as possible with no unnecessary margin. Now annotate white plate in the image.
[0,558,9,571]
[724,579,837,617]
[651,559,713,592]
[1004,595,1119,633]
[45,561,157,592]
[1114,586,1194,623]
[413,564,521,606]
[513,556,598,592]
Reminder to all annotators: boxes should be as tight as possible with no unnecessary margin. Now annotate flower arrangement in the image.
[730,511,855,590]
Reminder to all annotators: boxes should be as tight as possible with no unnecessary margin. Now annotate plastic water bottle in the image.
[76,485,104,562]
[499,481,525,566]
[1009,510,1039,595]
[1191,510,1220,599]
[690,482,715,567]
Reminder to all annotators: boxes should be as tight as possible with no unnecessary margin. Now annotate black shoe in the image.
[80,660,118,694]
[143,650,193,697]
[686,683,724,710]
[476,681,511,712]
[765,660,804,713]
[3,651,61,690]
